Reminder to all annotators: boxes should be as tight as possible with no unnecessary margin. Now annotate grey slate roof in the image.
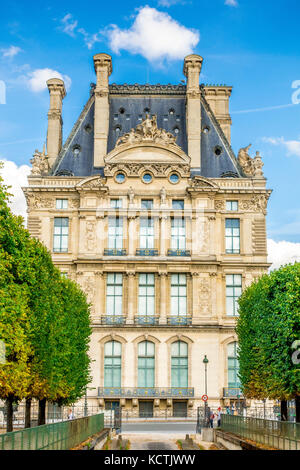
[52,84,241,178]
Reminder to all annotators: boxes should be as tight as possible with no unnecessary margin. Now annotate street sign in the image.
[202,395,208,402]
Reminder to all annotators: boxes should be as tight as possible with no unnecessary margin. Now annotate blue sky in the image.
[0,0,300,266]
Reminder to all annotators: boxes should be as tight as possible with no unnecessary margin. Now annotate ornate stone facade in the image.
[24,53,272,416]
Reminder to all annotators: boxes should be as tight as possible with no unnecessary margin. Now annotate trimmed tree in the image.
[237,263,300,421]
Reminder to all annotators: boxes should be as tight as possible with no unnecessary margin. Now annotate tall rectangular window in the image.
[53,217,69,252]
[171,341,188,388]
[106,273,123,316]
[108,216,123,249]
[140,217,154,249]
[56,199,68,209]
[226,200,238,211]
[171,218,186,250]
[227,342,240,388]
[226,275,242,316]
[141,199,153,210]
[172,200,184,210]
[104,341,121,387]
[110,199,122,209]
[138,274,155,316]
[138,341,155,387]
[225,219,240,254]
[171,274,187,316]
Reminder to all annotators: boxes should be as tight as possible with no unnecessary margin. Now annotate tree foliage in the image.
[0,166,91,424]
[236,263,300,401]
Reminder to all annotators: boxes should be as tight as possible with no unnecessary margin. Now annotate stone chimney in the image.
[93,53,112,167]
[46,78,66,168]
[183,54,203,172]
[203,86,232,144]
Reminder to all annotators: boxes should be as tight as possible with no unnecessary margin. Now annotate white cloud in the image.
[268,239,300,271]
[61,13,78,37]
[262,136,300,158]
[225,0,238,6]
[0,159,30,223]
[157,0,185,6]
[106,6,199,62]
[1,45,22,58]
[27,68,71,93]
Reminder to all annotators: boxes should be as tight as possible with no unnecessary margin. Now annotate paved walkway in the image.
[123,433,179,450]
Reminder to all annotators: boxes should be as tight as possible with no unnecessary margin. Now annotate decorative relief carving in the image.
[82,276,96,314]
[215,200,225,211]
[25,193,53,209]
[116,115,178,147]
[198,278,211,315]
[240,195,269,214]
[80,178,106,190]
[198,219,209,253]
[104,163,190,178]
[69,199,80,209]
[30,146,49,176]
[188,176,219,189]
[85,221,96,251]
[238,144,264,178]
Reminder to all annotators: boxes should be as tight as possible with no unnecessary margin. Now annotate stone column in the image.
[159,272,168,325]
[93,53,112,167]
[126,272,136,324]
[46,78,66,168]
[128,215,137,256]
[183,54,203,172]
[191,272,200,322]
[159,215,168,256]
[95,271,104,320]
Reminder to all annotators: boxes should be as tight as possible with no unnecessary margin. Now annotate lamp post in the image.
[84,387,96,417]
[203,355,209,426]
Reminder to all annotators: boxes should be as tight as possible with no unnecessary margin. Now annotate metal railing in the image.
[167,316,192,326]
[100,315,126,325]
[167,249,191,257]
[223,387,243,398]
[104,248,127,256]
[221,414,300,450]
[136,249,159,256]
[98,387,194,398]
[0,413,104,450]
[134,315,159,325]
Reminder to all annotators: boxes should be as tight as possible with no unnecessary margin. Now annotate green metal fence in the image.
[0,413,104,450]
[221,414,300,450]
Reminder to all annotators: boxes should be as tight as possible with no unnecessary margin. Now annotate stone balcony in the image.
[98,387,194,398]
[97,315,193,326]
[223,387,243,398]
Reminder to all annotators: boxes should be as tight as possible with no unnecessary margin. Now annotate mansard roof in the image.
[51,84,242,179]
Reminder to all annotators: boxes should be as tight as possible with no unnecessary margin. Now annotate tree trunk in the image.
[6,397,13,432]
[295,396,300,424]
[25,398,32,428]
[38,398,46,426]
[281,400,288,421]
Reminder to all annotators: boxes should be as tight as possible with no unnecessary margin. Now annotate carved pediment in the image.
[104,115,190,175]
[188,176,219,189]
[76,176,108,191]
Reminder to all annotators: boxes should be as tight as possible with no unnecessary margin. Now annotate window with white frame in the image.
[140,217,154,249]
[106,273,123,316]
[172,200,184,210]
[227,342,240,388]
[171,274,187,316]
[171,217,186,249]
[108,216,123,249]
[138,274,155,316]
[171,341,188,387]
[53,217,69,252]
[110,198,123,209]
[226,200,238,211]
[225,218,240,254]
[141,199,153,210]
[104,341,121,387]
[56,199,68,209]
[226,274,242,316]
[138,341,155,387]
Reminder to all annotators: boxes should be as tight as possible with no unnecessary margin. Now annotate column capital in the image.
[46,78,66,100]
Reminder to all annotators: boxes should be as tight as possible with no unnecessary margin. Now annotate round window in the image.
[142,173,153,184]
[169,173,179,184]
[214,146,223,156]
[115,172,125,183]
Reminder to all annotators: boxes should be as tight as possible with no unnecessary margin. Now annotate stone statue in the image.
[30,145,49,176]
[237,144,264,178]
[160,187,167,205]
[116,114,178,147]
[128,186,135,204]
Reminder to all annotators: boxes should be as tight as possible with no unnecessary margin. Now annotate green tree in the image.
[237,263,300,422]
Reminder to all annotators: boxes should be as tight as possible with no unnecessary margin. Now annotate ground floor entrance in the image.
[173,401,188,417]
[139,401,154,418]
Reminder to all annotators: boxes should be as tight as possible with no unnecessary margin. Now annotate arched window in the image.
[138,341,155,387]
[104,341,121,387]
[171,341,188,388]
[227,342,240,388]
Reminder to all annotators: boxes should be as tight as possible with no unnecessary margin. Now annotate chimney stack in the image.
[93,53,112,167]
[183,54,203,172]
[46,78,66,168]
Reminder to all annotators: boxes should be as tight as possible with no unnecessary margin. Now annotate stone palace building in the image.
[24,53,271,418]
